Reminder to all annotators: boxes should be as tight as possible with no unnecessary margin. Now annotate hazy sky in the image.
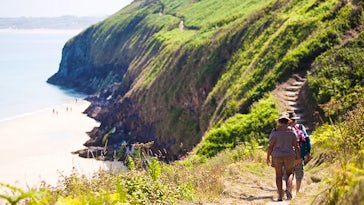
[0,0,133,17]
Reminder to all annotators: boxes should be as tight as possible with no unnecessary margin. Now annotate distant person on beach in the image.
[266,112,301,201]
[288,111,311,193]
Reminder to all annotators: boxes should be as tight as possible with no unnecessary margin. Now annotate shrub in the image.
[196,94,278,157]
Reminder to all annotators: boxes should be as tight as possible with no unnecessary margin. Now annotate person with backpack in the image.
[287,111,312,194]
[266,112,301,201]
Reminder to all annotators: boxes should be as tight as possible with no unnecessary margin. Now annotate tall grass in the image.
[310,102,364,204]
[0,183,48,205]
[0,137,267,204]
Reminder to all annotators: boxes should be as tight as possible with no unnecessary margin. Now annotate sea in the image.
[0,29,123,189]
[0,29,85,121]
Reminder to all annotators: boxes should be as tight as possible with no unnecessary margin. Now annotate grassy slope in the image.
[121,0,346,160]
[58,0,362,160]
[193,0,363,158]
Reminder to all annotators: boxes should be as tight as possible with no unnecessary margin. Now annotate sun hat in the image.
[277,112,291,121]
[287,110,299,120]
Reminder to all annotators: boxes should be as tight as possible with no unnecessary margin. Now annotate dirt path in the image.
[211,161,298,204]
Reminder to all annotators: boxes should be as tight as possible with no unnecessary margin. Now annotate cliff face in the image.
[48,1,165,94]
[48,0,364,160]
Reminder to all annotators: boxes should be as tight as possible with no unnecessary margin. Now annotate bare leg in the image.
[274,166,284,200]
[285,167,294,199]
[296,179,302,193]
[287,173,293,193]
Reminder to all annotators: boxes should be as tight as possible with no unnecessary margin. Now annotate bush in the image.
[196,94,278,157]
[308,32,364,120]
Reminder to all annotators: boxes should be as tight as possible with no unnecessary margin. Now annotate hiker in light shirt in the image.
[267,112,301,201]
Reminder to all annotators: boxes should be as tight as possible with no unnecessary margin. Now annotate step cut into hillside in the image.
[273,73,317,132]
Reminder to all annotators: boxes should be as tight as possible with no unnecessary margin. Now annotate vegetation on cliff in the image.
[308,32,364,120]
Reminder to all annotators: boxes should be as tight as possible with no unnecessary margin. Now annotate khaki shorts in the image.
[294,160,304,180]
[272,155,295,173]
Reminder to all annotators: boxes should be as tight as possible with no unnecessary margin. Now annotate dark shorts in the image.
[272,155,295,173]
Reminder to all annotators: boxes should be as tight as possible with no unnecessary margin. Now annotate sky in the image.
[0,0,133,17]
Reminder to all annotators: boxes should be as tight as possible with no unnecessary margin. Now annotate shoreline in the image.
[0,99,123,189]
[0,28,83,34]
[0,102,78,123]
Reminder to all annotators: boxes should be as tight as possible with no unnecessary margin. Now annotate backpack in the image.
[295,124,311,159]
[297,124,308,141]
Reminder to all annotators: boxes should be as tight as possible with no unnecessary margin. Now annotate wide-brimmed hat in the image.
[287,110,299,120]
[277,112,291,121]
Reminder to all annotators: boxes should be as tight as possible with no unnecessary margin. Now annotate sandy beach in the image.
[0,99,123,189]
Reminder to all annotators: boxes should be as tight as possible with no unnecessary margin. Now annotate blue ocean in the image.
[0,30,86,121]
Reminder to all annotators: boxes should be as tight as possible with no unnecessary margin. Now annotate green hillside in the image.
[47,0,363,161]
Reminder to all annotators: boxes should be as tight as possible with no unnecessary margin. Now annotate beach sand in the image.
[0,99,123,189]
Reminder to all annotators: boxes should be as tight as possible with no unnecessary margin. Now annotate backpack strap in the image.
[298,124,309,138]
